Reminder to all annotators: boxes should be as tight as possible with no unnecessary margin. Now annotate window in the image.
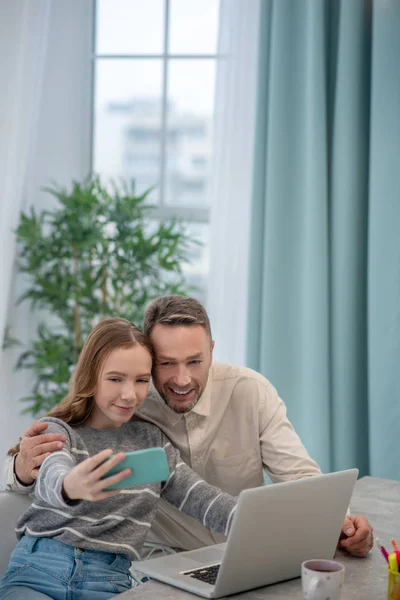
[92,0,220,301]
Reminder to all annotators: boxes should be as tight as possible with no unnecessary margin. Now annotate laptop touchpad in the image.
[190,548,224,563]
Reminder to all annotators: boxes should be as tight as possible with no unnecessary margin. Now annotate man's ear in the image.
[211,340,215,354]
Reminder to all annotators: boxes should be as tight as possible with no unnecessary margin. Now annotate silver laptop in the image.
[138,469,358,598]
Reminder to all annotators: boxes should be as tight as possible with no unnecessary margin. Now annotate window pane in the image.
[164,60,216,207]
[169,0,220,55]
[96,0,165,55]
[182,222,209,304]
[93,60,163,201]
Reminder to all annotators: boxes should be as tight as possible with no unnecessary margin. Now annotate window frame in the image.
[90,0,221,225]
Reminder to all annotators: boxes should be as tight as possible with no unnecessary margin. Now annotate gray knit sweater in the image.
[15,417,237,560]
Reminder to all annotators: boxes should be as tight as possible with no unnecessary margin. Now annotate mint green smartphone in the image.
[102,447,170,491]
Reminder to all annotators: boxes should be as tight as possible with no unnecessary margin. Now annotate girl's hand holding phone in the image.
[63,449,131,501]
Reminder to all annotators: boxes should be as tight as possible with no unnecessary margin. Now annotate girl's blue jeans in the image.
[0,536,132,600]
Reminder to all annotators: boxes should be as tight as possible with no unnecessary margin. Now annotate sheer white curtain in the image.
[0,0,51,344]
[207,0,261,364]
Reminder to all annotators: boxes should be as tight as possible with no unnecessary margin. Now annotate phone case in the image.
[102,447,170,490]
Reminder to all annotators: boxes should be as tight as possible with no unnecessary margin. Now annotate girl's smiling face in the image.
[87,345,152,429]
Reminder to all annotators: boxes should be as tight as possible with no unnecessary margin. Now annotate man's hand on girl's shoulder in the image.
[14,420,66,484]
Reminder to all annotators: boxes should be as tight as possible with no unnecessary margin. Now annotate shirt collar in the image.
[190,370,212,417]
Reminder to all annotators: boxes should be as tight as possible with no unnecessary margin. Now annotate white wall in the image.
[0,0,93,469]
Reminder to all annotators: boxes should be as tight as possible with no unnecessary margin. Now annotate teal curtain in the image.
[247,0,400,479]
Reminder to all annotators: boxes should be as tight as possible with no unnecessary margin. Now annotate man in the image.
[4,296,373,557]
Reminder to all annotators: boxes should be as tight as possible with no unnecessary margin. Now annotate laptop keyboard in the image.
[183,564,221,585]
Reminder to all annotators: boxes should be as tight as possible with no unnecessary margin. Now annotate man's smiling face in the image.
[150,324,214,413]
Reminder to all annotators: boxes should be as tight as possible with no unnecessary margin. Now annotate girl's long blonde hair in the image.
[8,318,153,456]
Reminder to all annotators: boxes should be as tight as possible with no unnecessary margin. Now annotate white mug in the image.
[301,559,345,600]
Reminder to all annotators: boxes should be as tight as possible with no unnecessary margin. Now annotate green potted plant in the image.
[9,176,196,416]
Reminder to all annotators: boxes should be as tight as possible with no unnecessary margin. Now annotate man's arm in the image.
[257,380,322,481]
[3,420,67,491]
[257,380,373,557]
[3,453,34,493]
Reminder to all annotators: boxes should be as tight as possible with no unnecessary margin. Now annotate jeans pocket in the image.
[110,576,132,594]
[1,563,32,585]
[84,578,132,596]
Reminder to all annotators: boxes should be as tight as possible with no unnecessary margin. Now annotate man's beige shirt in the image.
[136,362,322,550]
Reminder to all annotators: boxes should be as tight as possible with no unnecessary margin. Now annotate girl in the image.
[0,318,237,600]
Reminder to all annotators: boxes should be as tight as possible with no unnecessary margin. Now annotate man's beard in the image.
[161,393,201,414]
